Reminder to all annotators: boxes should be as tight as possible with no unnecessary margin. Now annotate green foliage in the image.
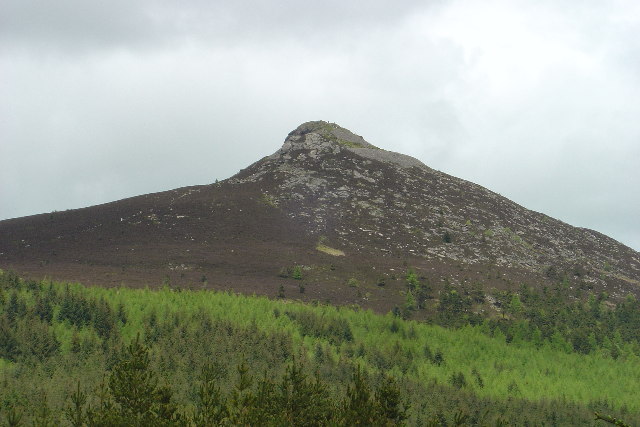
[32,395,56,427]
[16,316,60,361]
[34,294,54,323]
[341,366,409,425]
[285,310,353,345]
[405,269,419,290]
[376,375,410,424]
[437,285,473,327]
[483,284,640,358]
[1,270,640,425]
[276,359,333,425]
[341,365,378,424]
[432,350,445,366]
[402,291,416,319]
[60,351,402,426]
[3,405,23,427]
[58,287,93,327]
[471,368,484,389]
[260,193,278,208]
[509,294,523,315]
[595,412,631,427]
[404,268,430,311]
[0,298,59,362]
[279,265,303,280]
[193,362,226,425]
[6,291,26,323]
[0,315,19,360]
[84,333,181,425]
[109,335,161,416]
[448,371,467,389]
[93,298,116,340]
[65,382,88,427]
[291,265,303,280]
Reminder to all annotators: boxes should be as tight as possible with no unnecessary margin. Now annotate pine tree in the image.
[0,315,19,361]
[341,366,378,425]
[227,359,256,424]
[402,291,416,319]
[109,334,159,418]
[194,362,228,425]
[375,375,409,424]
[278,359,331,426]
[6,291,26,324]
[65,382,87,427]
[34,295,54,323]
[87,333,181,425]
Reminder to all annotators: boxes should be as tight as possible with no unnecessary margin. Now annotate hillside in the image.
[1,271,639,425]
[1,120,639,315]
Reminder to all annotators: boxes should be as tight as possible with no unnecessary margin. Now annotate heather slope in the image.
[1,121,638,314]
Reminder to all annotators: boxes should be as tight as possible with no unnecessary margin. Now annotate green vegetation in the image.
[336,139,369,149]
[474,283,640,358]
[499,226,532,248]
[59,336,407,426]
[314,122,375,149]
[259,193,278,208]
[0,270,638,425]
[291,266,303,280]
[398,266,640,362]
[278,265,303,280]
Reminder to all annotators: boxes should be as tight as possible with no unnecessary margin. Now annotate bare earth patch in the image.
[316,244,345,256]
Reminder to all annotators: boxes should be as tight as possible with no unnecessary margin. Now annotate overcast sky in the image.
[1,0,639,251]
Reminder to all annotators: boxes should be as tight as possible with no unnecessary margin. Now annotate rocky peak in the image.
[284,120,377,150]
[273,120,427,169]
[230,121,640,301]
[273,121,375,161]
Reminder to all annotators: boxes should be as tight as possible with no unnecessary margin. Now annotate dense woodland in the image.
[400,268,640,358]
[1,269,639,425]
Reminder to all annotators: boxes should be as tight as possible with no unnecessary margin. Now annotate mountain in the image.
[1,121,639,313]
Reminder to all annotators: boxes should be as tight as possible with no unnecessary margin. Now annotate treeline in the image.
[397,269,640,358]
[0,277,123,363]
[487,282,640,357]
[0,270,638,425]
[59,336,408,426]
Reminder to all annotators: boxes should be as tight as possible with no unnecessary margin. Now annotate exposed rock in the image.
[1,120,638,311]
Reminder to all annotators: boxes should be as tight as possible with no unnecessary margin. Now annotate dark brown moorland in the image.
[1,121,639,314]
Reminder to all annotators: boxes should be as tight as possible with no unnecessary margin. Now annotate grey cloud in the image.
[0,0,430,53]
[1,1,639,251]
[0,0,163,51]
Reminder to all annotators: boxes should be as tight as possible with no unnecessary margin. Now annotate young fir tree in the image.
[86,334,181,426]
[341,366,379,425]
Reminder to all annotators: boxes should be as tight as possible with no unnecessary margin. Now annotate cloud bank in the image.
[1,0,639,250]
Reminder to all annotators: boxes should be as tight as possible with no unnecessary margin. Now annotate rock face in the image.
[1,121,639,311]
[273,121,427,168]
[233,120,640,302]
